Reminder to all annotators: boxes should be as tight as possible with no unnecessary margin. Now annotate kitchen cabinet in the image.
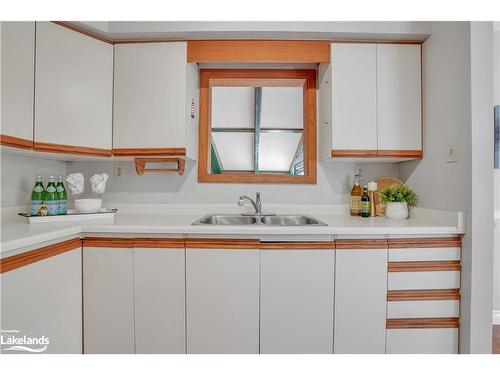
[83,242,134,354]
[377,44,422,152]
[334,240,388,353]
[134,243,186,354]
[0,242,82,354]
[0,21,35,149]
[319,43,422,160]
[113,42,199,159]
[260,245,335,354]
[34,22,113,156]
[385,237,461,354]
[185,240,260,353]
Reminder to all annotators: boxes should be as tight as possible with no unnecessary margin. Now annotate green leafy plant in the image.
[379,185,417,205]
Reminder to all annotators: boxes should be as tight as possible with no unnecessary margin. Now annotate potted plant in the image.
[379,185,417,219]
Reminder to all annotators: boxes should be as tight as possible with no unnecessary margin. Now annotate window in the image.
[198,69,317,183]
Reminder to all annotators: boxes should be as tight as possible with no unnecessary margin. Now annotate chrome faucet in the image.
[238,192,262,216]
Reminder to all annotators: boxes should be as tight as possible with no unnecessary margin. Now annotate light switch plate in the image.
[446,143,459,163]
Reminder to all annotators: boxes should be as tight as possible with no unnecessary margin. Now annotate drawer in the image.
[386,328,458,354]
[389,247,460,262]
[387,300,459,318]
[388,270,460,290]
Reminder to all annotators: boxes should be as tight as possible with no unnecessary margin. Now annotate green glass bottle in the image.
[45,176,59,216]
[56,176,67,215]
[31,175,45,216]
[361,186,370,218]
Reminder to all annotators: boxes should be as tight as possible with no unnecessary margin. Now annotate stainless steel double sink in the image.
[192,214,327,226]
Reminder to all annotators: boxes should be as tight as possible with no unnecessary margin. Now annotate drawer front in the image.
[386,328,458,354]
[388,271,460,290]
[387,300,459,319]
[389,247,460,262]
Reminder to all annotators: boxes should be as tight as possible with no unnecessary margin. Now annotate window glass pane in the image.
[211,87,254,128]
[260,87,303,129]
[258,132,303,172]
[212,132,254,172]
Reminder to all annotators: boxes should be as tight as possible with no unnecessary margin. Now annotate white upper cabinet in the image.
[113,42,198,158]
[377,44,422,151]
[331,44,377,151]
[0,22,35,144]
[34,22,113,152]
[319,42,422,160]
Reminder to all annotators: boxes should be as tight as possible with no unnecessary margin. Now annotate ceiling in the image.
[72,21,431,41]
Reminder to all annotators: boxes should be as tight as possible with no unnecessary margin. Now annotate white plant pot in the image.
[385,202,409,220]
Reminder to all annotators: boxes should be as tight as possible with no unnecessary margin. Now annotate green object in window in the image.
[211,143,223,174]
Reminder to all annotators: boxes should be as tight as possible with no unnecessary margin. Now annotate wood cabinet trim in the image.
[335,239,388,249]
[185,238,260,249]
[0,134,33,150]
[331,150,423,158]
[82,237,134,248]
[0,238,81,274]
[388,261,461,272]
[331,150,378,158]
[387,289,460,301]
[113,148,187,157]
[134,158,186,176]
[388,237,461,248]
[133,238,186,248]
[386,317,460,329]
[260,241,335,250]
[33,141,112,157]
[187,40,330,63]
[51,21,114,45]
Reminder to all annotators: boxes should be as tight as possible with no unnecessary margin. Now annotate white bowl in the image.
[74,198,102,213]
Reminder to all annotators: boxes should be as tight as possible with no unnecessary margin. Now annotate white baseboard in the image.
[494,311,500,325]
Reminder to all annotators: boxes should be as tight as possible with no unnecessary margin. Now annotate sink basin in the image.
[260,215,325,226]
[192,214,326,226]
[193,214,258,225]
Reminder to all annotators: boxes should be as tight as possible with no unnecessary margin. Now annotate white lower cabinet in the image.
[185,246,260,353]
[83,246,135,354]
[334,245,388,353]
[386,328,459,354]
[134,247,186,354]
[260,248,335,354]
[1,247,82,354]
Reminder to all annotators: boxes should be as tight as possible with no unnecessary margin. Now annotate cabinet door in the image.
[386,328,458,354]
[83,247,134,354]
[186,248,260,353]
[0,21,35,145]
[1,248,82,354]
[34,22,113,151]
[377,44,422,151]
[260,249,335,354]
[134,247,186,353]
[334,247,388,353]
[113,42,187,150]
[331,43,377,151]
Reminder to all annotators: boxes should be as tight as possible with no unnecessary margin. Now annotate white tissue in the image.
[90,173,108,196]
[65,173,84,196]
[367,181,378,191]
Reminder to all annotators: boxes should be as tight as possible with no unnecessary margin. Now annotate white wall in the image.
[398,21,494,353]
[0,151,66,207]
[493,26,500,322]
[65,160,396,205]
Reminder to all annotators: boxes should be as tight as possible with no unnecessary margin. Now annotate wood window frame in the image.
[198,69,317,184]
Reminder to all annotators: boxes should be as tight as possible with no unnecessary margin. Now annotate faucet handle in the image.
[256,192,261,201]
[237,197,244,207]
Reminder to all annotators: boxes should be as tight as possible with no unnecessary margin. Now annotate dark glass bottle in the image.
[360,186,370,218]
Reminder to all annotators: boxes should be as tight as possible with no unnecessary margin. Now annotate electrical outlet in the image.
[446,143,459,163]
[114,163,125,178]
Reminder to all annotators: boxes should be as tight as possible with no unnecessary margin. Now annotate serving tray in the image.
[19,208,117,223]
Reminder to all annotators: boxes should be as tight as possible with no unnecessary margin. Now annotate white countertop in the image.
[0,204,465,257]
